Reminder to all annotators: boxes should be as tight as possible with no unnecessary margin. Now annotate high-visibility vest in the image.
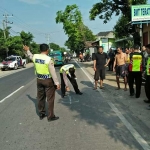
[33,54,52,79]
[129,55,142,72]
[60,64,75,74]
[146,57,150,75]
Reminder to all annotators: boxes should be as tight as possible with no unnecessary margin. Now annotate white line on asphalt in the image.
[74,60,150,150]
[0,86,24,103]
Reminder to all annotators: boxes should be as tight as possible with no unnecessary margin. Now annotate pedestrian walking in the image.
[60,64,82,98]
[93,46,110,89]
[128,45,144,98]
[113,47,127,91]
[23,44,60,121]
[143,44,150,107]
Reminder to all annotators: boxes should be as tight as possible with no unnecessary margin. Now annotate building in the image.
[92,31,115,53]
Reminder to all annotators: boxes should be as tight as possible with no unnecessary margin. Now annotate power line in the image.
[0,7,64,35]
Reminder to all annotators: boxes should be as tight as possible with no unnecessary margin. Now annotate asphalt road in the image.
[0,60,150,150]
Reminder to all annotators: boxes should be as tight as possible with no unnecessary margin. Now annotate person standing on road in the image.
[142,45,148,62]
[113,47,127,91]
[23,44,60,122]
[143,44,150,106]
[108,48,115,71]
[60,64,82,98]
[128,45,144,98]
[125,48,131,82]
[93,46,110,89]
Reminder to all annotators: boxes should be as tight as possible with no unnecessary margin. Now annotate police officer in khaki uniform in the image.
[60,64,82,98]
[23,44,60,121]
[143,44,150,109]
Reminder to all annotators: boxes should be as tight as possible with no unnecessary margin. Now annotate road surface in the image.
[0,60,150,150]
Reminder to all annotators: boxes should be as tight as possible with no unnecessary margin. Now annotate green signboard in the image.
[131,5,150,22]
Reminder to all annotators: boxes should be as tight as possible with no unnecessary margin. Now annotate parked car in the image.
[1,55,26,71]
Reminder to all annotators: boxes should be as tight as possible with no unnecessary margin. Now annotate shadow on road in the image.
[26,94,39,116]
[59,80,148,149]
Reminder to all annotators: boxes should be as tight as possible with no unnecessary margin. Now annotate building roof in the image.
[96,31,113,37]
[84,41,95,47]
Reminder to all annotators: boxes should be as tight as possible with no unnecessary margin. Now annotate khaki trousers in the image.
[37,78,55,119]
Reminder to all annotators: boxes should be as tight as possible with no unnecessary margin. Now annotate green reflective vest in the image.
[146,57,150,75]
[33,54,52,79]
[60,64,75,74]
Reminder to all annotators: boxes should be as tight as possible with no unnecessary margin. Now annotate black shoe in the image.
[136,95,140,98]
[144,100,150,103]
[76,92,83,95]
[48,115,59,122]
[39,114,47,120]
[130,93,135,96]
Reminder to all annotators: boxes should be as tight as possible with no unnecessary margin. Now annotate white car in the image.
[1,55,26,71]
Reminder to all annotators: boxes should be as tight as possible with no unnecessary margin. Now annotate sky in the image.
[0,0,150,48]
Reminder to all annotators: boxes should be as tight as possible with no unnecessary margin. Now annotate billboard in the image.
[131,5,150,22]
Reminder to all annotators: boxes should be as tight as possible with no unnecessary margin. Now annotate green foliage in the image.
[56,4,95,52]
[90,0,147,45]
[89,0,147,23]
[50,42,60,50]
[0,27,37,60]
[20,31,34,46]
[113,15,130,39]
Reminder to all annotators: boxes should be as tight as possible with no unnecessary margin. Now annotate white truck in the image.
[1,55,26,71]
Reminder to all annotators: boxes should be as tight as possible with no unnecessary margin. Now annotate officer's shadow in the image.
[80,81,93,88]
[26,94,50,116]
[26,94,39,116]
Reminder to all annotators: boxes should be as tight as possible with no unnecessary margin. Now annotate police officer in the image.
[143,44,150,108]
[60,64,82,98]
[128,45,145,98]
[23,44,60,121]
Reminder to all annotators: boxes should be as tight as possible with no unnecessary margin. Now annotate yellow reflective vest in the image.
[146,57,150,76]
[33,54,52,79]
[60,64,75,74]
[129,53,143,72]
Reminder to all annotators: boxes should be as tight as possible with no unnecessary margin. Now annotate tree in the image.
[60,47,67,52]
[20,31,34,46]
[113,15,130,39]
[56,4,95,52]
[50,42,60,50]
[89,0,147,23]
[89,0,147,46]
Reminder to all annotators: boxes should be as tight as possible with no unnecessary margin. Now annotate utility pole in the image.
[2,20,6,39]
[45,34,50,49]
[2,13,13,57]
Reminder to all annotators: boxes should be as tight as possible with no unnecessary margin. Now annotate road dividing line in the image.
[0,86,24,103]
[74,60,150,150]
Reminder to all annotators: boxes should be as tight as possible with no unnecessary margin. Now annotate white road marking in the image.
[0,86,24,103]
[74,60,150,150]
[61,93,79,104]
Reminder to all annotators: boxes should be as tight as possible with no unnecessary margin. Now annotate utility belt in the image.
[37,74,51,79]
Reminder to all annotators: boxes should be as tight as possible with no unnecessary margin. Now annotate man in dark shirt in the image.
[93,46,110,89]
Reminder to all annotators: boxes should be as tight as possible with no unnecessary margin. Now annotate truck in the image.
[49,51,65,66]
[1,55,26,71]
